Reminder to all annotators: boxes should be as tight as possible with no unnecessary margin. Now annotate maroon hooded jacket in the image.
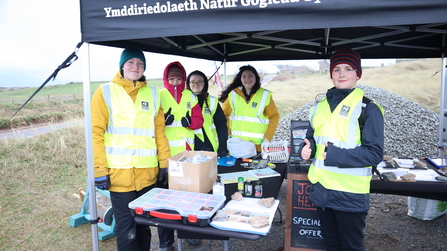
[162,61,204,150]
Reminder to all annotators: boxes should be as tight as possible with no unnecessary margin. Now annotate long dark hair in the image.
[186,70,210,108]
[218,65,261,102]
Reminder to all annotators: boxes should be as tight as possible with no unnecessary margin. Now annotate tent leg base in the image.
[69,213,89,227]
[98,231,115,241]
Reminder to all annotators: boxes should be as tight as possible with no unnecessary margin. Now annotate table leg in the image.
[177,238,183,251]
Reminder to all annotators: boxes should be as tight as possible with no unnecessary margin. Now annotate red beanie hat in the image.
[167,65,184,80]
[330,49,362,79]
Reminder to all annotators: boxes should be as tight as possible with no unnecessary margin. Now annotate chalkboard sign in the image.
[285,173,325,251]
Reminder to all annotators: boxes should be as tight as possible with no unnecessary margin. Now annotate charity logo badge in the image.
[339,105,350,118]
[251,102,258,108]
[141,101,149,111]
[187,102,191,110]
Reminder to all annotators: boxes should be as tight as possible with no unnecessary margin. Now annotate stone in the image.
[400,173,416,181]
[413,160,427,169]
[213,210,228,222]
[383,155,394,161]
[381,172,397,181]
[258,197,275,208]
[249,215,270,228]
[435,175,447,181]
[231,191,243,201]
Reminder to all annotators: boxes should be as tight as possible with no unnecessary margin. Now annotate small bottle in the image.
[254,180,263,198]
[244,180,252,196]
[213,176,225,196]
[237,177,244,195]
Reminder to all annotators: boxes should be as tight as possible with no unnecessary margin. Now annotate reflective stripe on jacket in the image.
[194,95,219,151]
[308,88,372,194]
[160,88,197,156]
[102,82,159,169]
[228,88,271,145]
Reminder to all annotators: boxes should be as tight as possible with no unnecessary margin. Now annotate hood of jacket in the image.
[163,61,187,99]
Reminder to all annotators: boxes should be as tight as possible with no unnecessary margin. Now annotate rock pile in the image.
[272,85,439,159]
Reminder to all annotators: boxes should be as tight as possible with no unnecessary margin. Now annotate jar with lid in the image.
[254,180,263,198]
[244,180,253,196]
[237,177,244,195]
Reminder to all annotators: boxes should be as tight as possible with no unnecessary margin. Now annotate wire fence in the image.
[0,91,88,104]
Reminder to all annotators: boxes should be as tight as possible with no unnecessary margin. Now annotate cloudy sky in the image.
[0,0,395,88]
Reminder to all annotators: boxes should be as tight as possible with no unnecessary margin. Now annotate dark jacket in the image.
[194,94,228,157]
[301,87,384,212]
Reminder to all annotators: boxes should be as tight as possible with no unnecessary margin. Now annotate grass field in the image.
[0,58,444,250]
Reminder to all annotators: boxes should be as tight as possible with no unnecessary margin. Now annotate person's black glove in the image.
[181,111,191,128]
[164,107,174,125]
[157,168,168,188]
[218,148,228,158]
[94,175,110,190]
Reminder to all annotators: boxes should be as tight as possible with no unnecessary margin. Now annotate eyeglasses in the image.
[190,81,204,86]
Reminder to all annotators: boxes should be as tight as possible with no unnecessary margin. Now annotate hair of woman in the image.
[218,65,261,103]
[186,70,210,108]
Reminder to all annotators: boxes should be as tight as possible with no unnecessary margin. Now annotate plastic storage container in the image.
[129,188,226,227]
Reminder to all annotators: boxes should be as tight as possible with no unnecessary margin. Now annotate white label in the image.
[169,161,184,177]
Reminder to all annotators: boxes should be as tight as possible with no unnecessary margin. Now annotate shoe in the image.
[186,239,200,246]
[160,246,172,251]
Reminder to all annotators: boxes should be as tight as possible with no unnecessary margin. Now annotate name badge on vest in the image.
[204,107,211,114]
[141,101,149,111]
[186,102,191,110]
[251,102,258,109]
[339,105,350,118]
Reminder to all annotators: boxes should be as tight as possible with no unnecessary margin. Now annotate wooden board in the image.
[285,173,325,251]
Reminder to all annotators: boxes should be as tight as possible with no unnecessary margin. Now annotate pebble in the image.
[272,85,439,159]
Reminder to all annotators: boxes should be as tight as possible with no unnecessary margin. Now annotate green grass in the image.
[0,79,165,130]
[0,79,164,101]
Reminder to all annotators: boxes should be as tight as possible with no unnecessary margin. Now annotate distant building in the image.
[276,64,316,76]
[318,60,329,74]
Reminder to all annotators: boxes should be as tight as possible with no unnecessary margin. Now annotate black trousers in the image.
[156,175,175,248]
[110,185,154,251]
[317,207,367,251]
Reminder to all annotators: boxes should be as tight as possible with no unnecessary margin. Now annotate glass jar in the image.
[237,177,244,195]
[254,180,263,198]
[244,181,252,196]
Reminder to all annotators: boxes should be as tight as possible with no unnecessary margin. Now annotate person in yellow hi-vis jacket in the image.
[219,65,280,153]
[186,70,228,158]
[91,46,170,251]
[158,62,204,251]
[300,49,384,251]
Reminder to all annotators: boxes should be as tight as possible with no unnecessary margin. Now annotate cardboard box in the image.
[168,151,218,193]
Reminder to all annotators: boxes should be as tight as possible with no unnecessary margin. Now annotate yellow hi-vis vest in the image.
[159,88,197,156]
[308,88,373,194]
[194,95,219,151]
[229,88,271,145]
[102,82,159,169]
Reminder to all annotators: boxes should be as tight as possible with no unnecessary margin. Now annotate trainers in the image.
[186,239,200,246]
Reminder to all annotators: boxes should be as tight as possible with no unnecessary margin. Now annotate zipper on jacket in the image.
[174,85,178,103]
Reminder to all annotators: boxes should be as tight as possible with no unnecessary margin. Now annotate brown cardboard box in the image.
[168,150,218,193]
